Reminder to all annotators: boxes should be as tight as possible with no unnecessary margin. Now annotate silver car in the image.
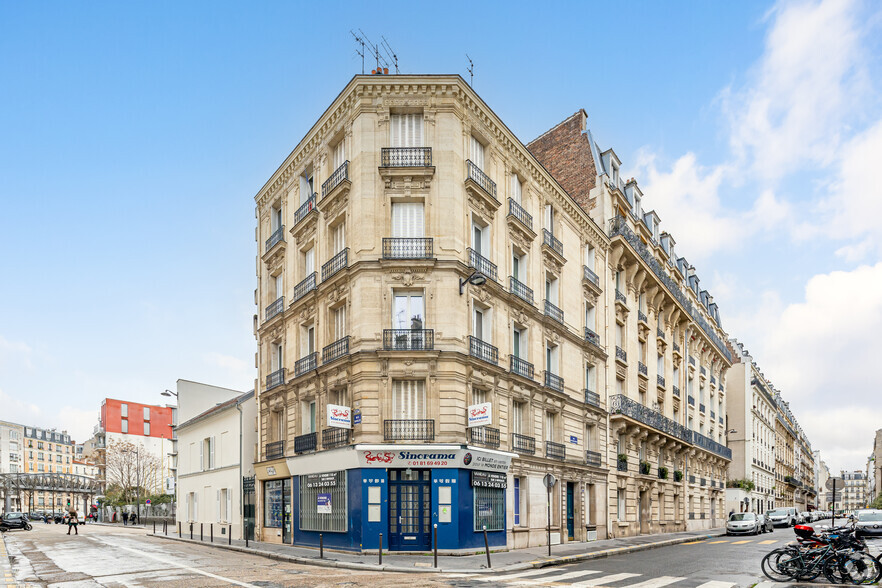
[727,512,761,535]
[855,509,882,538]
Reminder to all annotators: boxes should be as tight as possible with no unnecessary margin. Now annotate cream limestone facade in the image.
[253,74,610,551]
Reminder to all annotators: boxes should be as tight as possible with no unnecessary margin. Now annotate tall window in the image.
[511,173,522,204]
[120,404,128,418]
[390,114,423,147]
[473,304,491,343]
[271,204,282,232]
[332,222,346,254]
[121,420,128,434]
[512,250,527,282]
[585,364,596,392]
[143,407,150,421]
[546,343,558,376]
[545,275,559,305]
[391,380,425,420]
[545,205,555,235]
[512,401,525,435]
[272,342,284,371]
[512,326,526,359]
[391,202,425,238]
[300,171,314,203]
[303,246,315,277]
[472,217,490,257]
[618,488,626,520]
[332,139,345,169]
[513,477,522,526]
[301,324,315,356]
[470,135,485,169]
[585,303,596,331]
[545,412,556,442]
[657,354,664,378]
[302,400,316,433]
[274,274,283,300]
[144,422,150,436]
[333,306,346,340]
[585,244,595,272]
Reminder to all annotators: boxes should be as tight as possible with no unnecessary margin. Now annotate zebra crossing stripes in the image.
[444,567,738,588]
[569,572,641,587]
[510,570,601,585]
[615,576,686,588]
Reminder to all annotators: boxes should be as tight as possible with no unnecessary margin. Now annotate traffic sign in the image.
[145,499,151,505]
[543,473,557,489]
[826,477,843,491]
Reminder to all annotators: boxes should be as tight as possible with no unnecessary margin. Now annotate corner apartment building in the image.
[528,112,733,532]
[22,426,76,510]
[0,420,24,512]
[770,391,815,509]
[841,470,866,510]
[253,74,612,551]
[725,341,776,514]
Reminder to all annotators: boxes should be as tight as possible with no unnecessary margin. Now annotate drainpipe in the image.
[236,400,244,538]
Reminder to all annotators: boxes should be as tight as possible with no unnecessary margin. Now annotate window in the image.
[472,216,490,257]
[657,354,664,378]
[512,249,527,283]
[615,322,624,348]
[264,480,283,528]
[202,437,215,470]
[475,485,505,531]
[121,420,128,434]
[585,302,596,331]
[302,324,315,356]
[513,477,523,526]
[219,488,230,523]
[391,202,425,238]
[511,173,522,204]
[546,343,559,376]
[586,364,596,392]
[470,135,485,170]
[332,222,346,255]
[272,342,284,371]
[300,171,315,203]
[120,404,128,418]
[585,244,596,272]
[617,433,626,454]
[545,412,556,442]
[472,388,488,406]
[391,380,425,420]
[332,306,346,340]
[473,303,491,343]
[617,488,626,520]
[512,401,526,435]
[390,113,423,147]
[512,326,526,359]
[302,400,316,434]
[303,246,315,277]
[144,407,150,421]
[393,291,424,330]
[271,204,282,232]
[274,274,283,301]
[332,139,345,169]
[545,204,555,235]
[545,275,559,305]
[144,422,150,436]
[300,470,347,532]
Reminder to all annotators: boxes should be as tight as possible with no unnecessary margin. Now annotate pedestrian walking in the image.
[122,511,129,526]
[67,509,79,535]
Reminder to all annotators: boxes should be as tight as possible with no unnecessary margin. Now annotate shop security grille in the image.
[473,486,504,531]
[300,470,347,532]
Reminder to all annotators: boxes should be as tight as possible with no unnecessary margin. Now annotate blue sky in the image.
[1,1,880,475]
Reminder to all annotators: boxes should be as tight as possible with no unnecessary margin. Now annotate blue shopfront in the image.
[283,444,515,552]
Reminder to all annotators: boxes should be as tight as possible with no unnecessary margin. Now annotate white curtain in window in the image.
[391,202,424,238]
[275,275,283,299]
[390,114,423,147]
[392,380,425,419]
[333,223,346,253]
[511,173,521,203]
[333,140,345,169]
[305,247,314,275]
[300,174,312,204]
[470,136,484,169]
[334,306,346,340]
[512,403,523,435]
[545,412,555,442]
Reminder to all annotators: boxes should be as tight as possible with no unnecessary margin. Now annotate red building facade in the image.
[100,398,174,439]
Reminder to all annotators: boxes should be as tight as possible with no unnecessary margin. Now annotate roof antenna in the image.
[350,30,366,74]
[359,29,385,72]
[381,36,399,74]
[466,54,474,86]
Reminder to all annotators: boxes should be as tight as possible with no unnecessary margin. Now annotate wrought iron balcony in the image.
[545,372,564,393]
[584,327,600,348]
[615,290,627,304]
[467,248,498,282]
[657,328,665,339]
[292,272,317,303]
[321,336,349,364]
[584,389,600,408]
[545,441,566,461]
[508,198,532,231]
[293,194,317,225]
[586,450,602,467]
[381,147,432,167]
[638,362,648,376]
[544,299,564,324]
[294,352,318,377]
[673,385,680,397]
[265,440,284,460]
[265,226,285,252]
[383,329,434,351]
[322,428,350,450]
[687,395,695,406]
[617,456,628,471]
[382,237,433,259]
[321,248,348,281]
[266,368,285,391]
[699,403,706,413]
[638,310,648,323]
[657,375,665,388]
[322,160,349,198]
[583,265,599,286]
[609,394,692,444]
[265,297,284,321]
[294,432,317,454]
[616,346,627,362]
[509,276,534,305]
[511,433,535,455]
[466,159,497,198]
[469,336,498,365]
[692,430,732,459]
[510,355,534,380]
[384,419,435,441]
[542,229,563,257]
[468,426,500,449]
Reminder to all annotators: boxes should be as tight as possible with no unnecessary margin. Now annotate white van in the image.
[767,507,798,527]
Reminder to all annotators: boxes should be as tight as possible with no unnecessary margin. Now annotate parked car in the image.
[0,512,33,532]
[799,511,813,523]
[767,507,798,527]
[727,512,762,535]
[758,513,775,533]
[855,510,882,538]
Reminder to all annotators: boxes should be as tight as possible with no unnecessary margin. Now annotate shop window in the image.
[474,486,505,531]
[264,480,284,528]
[300,470,347,532]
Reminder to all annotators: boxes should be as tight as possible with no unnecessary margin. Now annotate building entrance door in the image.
[639,490,650,534]
[242,476,255,541]
[389,469,431,551]
[566,482,575,541]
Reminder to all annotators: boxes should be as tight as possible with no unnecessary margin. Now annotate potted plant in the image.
[673,470,684,482]
[659,466,669,480]
[640,460,651,475]
[617,453,628,470]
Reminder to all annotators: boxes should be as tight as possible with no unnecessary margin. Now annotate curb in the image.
[145,530,725,574]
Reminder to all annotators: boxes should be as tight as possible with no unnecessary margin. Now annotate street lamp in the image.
[161,389,177,398]
[458,269,487,295]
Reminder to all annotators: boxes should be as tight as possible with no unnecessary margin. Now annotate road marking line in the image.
[758,540,777,545]
[694,582,737,588]
[730,540,753,544]
[681,541,705,545]
[472,568,576,582]
[708,540,729,544]
[85,536,261,588]
[570,572,641,587]
[510,570,601,585]
[616,576,686,588]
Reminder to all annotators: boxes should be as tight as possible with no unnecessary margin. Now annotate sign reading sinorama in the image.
[357,448,512,472]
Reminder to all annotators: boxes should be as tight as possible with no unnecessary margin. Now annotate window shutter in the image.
[471,136,484,169]
[200,441,204,471]
[275,275,283,298]
[391,202,424,238]
[392,380,425,420]
[216,489,221,522]
[390,114,401,147]
[210,437,216,469]
[305,248,315,275]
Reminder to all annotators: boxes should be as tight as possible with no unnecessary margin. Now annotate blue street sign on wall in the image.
[569,435,578,444]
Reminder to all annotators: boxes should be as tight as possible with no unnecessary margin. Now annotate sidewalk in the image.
[146,526,726,574]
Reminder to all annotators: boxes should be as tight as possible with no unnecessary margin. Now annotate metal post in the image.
[832,478,836,527]
[433,524,438,568]
[547,485,552,556]
[245,523,250,548]
[229,524,232,545]
[200,523,203,541]
[319,533,324,558]
[210,523,213,543]
[483,525,491,568]
[178,521,181,537]
[153,521,156,533]
[189,522,193,539]
[378,532,383,565]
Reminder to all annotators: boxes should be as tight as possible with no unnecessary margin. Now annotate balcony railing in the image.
[544,299,564,324]
[509,276,534,305]
[322,428,350,450]
[266,368,285,391]
[542,229,563,257]
[292,272,317,303]
[638,310,648,323]
[545,441,566,461]
[265,440,284,460]
[510,356,534,380]
[381,147,432,167]
[266,226,285,252]
[692,430,732,460]
[321,248,348,281]
[382,237,433,259]
[617,457,628,472]
[608,216,732,362]
[609,394,692,444]
[583,265,600,286]
[584,389,600,407]
[466,159,497,198]
[469,336,498,365]
[469,426,500,449]
[265,297,284,321]
[467,248,498,282]
[673,385,680,397]
[688,395,695,406]
[584,327,600,348]
[294,432,317,454]
[322,336,350,364]
[545,372,564,393]
[657,375,665,388]
[293,194,317,225]
[384,419,435,441]
[322,160,349,198]
[511,433,535,455]
[638,362,648,376]
[586,450,602,467]
[615,290,627,304]
[508,198,533,230]
[616,346,627,362]
[294,352,318,377]
[383,329,434,351]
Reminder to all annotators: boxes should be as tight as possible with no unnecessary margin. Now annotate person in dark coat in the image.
[67,509,79,535]
[122,511,129,525]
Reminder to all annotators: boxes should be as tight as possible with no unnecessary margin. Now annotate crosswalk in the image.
[446,566,737,588]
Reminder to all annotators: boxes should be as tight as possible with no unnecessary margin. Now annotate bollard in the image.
[245,523,249,548]
[319,533,324,559]
[189,522,193,540]
[211,523,214,543]
[164,521,168,536]
[153,521,156,533]
[433,524,438,568]
[228,524,232,545]
[200,523,203,541]
[178,521,181,537]
[378,532,383,565]
[483,525,491,568]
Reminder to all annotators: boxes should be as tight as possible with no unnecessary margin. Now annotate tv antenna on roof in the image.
[466,54,474,86]
[350,30,366,74]
[359,29,389,73]
[381,36,399,74]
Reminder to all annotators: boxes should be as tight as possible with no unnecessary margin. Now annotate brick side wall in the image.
[527,111,598,213]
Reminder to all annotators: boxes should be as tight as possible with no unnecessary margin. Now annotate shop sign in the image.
[327,404,351,429]
[471,471,507,489]
[467,402,492,427]
[357,447,512,472]
[353,408,362,425]
[305,472,339,488]
[317,493,332,514]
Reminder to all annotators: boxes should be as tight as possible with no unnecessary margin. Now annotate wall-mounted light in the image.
[459,270,487,295]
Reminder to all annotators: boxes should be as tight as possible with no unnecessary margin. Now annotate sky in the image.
[1,0,880,475]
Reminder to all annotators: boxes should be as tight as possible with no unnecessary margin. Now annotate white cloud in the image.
[0,334,34,371]
[0,387,41,423]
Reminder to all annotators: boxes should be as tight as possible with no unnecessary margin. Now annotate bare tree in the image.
[105,440,161,504]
